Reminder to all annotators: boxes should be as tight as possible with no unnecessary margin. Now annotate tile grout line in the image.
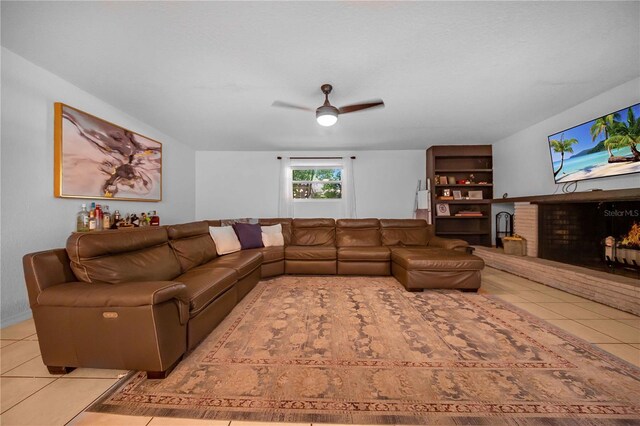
[0,376,61,415]
[63,376,129,426]
[1,353,42,377]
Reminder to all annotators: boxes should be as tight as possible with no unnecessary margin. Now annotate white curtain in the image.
[278,157,293,217]
[341,157,357,219]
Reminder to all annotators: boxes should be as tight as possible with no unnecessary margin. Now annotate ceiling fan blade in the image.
[338,99,384,114]
[272,100,313,111]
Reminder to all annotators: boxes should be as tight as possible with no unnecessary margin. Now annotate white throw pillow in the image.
[261,224,284,247]
[209,226,241,255]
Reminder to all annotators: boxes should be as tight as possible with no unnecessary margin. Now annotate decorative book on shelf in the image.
[455,210,483,217]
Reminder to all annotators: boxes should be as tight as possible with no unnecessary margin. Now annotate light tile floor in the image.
[0,267,638,425]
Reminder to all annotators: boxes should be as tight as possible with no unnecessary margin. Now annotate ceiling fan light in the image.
[316,106,338,127]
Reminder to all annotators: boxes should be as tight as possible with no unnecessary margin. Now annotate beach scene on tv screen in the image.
[548,103,640,183]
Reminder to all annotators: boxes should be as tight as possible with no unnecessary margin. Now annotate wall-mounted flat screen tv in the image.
[548,103,640,183]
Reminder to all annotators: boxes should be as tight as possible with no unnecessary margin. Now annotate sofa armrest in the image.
[428,236,469,251]
[37,281,189,324]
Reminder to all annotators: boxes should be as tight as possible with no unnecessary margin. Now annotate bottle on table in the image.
[95,204,103,231]
[103,205,111,230]
[76,204,89,232]
[149,211,160,226]
[88,208,97,231]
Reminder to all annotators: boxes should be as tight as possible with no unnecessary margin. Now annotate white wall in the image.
[196,150,425,220]
[492,77,640,198]
[0,48,196,326]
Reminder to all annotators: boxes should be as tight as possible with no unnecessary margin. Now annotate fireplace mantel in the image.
[492,188,640,204]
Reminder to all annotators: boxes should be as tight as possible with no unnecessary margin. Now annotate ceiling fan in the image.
[272,84,384,127]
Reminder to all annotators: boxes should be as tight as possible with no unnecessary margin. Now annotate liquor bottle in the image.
[113,210,124,229]
[76,204,89,232]
[95,205,103,231]
[90,202,96,219]
[103,205,111,230]
[149,211,160,226]
[88,208,97,231]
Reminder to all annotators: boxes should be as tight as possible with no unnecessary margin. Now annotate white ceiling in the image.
[2,1,639,151]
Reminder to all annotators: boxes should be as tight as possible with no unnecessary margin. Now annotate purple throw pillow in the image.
[232,223,264,250]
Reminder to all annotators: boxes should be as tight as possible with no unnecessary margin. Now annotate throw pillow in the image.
[232,223,264,250]
[209,226,241,255]
[261,223,285,247]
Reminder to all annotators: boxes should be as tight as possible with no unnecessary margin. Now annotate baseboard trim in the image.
[1,309,33,328]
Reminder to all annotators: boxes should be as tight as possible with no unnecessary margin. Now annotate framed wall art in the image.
[54,103,162,201]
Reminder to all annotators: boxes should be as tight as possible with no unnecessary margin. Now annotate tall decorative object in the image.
[54,103,162,201]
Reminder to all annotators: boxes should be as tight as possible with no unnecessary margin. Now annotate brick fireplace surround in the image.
[475,189,640,316]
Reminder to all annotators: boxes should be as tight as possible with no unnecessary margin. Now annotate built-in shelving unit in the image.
[427,145,493,246]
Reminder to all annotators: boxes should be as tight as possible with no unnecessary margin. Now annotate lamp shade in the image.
[316,106,338,127]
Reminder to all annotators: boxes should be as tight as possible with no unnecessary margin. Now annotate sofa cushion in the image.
[336,219,381,247]
[391,248,485,271]
[261,224,285,247]
[167,221,217,273]
[197,250,263,279]
[233,223,264,250]
[262,232,284,247]
[285,246,337,261]
[291,218,335,246]
[338,246,390,262]
[175,267,237,317]
[244,246,284,264]
[259,218,292,245]
[66,227,181,284]
[209,226,241,255]
[379,219,431,247]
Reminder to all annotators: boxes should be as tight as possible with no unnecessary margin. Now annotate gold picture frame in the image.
[54,103,162,201]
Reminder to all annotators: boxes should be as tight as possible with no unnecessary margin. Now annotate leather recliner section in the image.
[66,227,182,284]
[167,221,218,273]
[286,218,337,274]
[336,219,390,275]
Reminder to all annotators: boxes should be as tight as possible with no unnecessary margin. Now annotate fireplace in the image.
[538,201,640,278]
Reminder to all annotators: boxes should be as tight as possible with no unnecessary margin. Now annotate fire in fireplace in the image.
[605,222,640,269]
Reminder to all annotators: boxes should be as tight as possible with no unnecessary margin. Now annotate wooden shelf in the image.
[435,169,493,173]
[435,216,489,219]
[427,145,493,247]
[436,231,491,235]
[491,188,640,204]
[435,184,493,187]
[435,200,491,205]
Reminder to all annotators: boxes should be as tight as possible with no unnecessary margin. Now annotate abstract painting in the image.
[54,103,162,201]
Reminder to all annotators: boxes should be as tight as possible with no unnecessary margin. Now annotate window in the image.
[292,168,342,199]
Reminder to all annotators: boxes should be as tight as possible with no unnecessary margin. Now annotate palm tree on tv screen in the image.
[550,133,579,177]
[604,107,640,161]
[590,113,620,157]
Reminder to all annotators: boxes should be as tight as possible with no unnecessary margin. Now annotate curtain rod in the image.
[276,156,356,160]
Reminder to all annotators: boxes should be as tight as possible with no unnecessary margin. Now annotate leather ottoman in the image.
[390,247,484,291]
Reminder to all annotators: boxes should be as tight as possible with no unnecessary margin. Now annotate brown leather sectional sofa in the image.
[22,218,484,378]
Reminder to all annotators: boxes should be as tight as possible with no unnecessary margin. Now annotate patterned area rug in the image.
[89,276,640,425]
